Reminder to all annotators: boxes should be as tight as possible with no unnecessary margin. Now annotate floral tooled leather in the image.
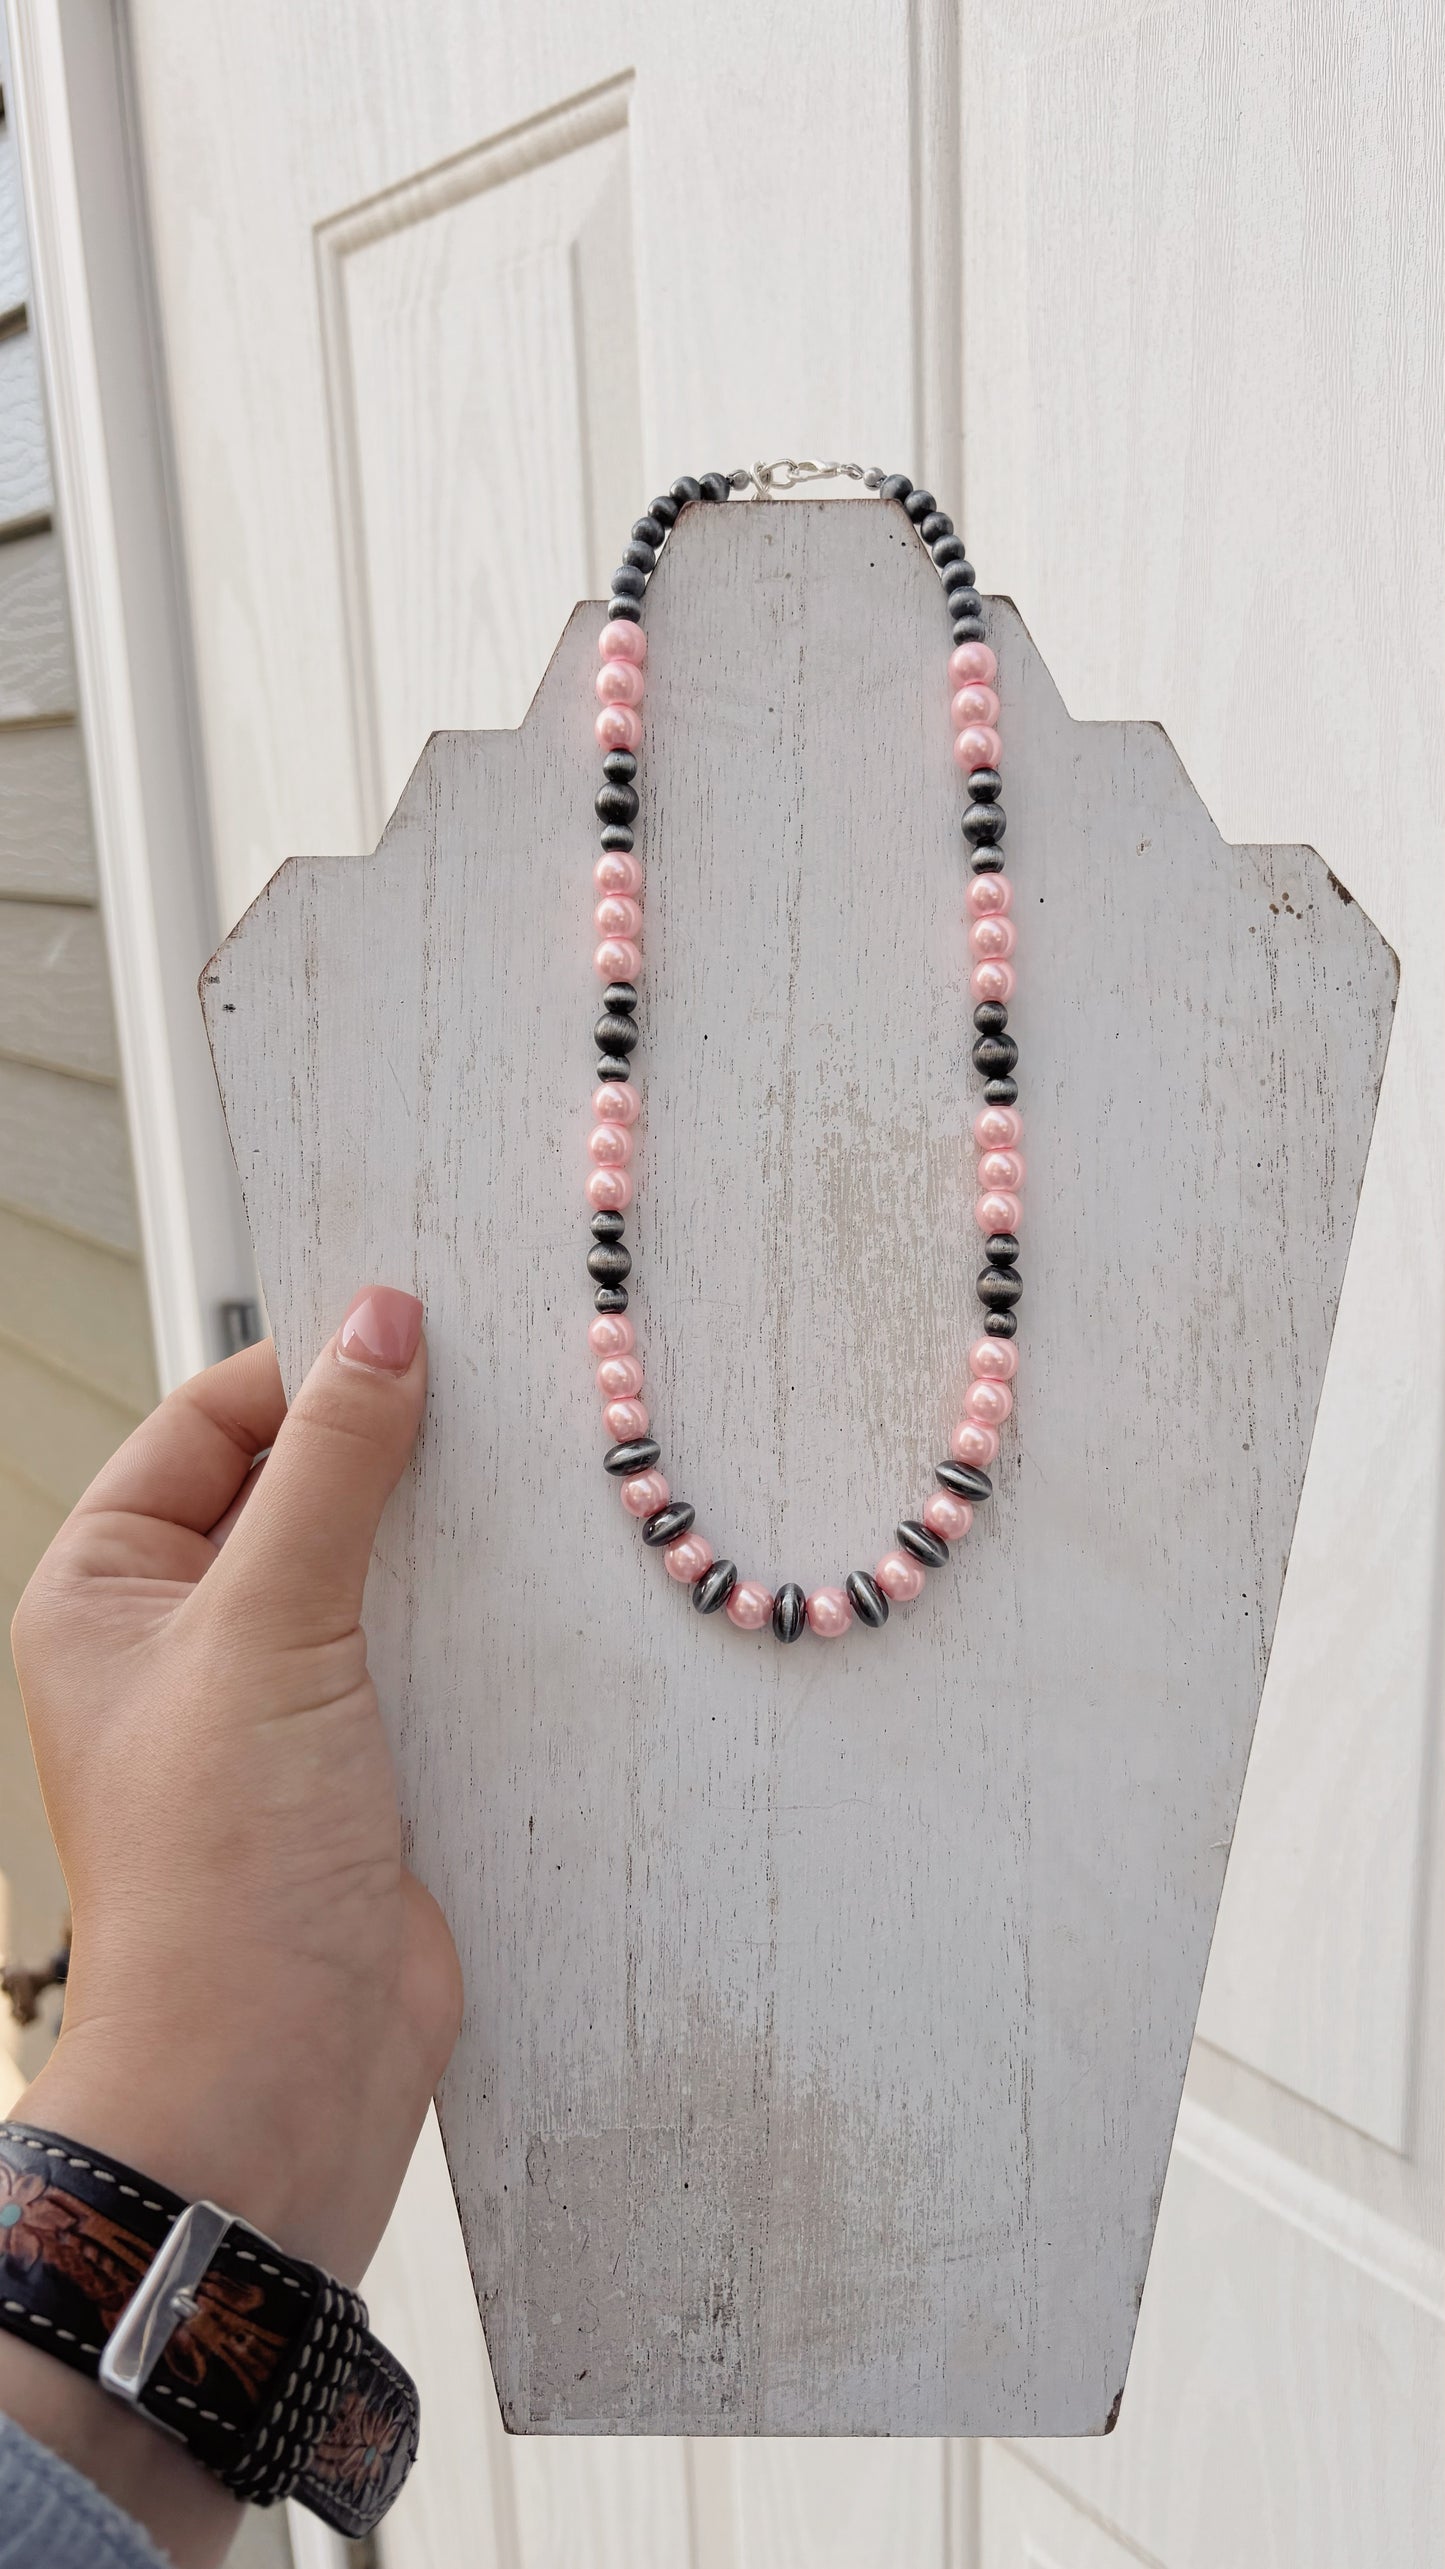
[0,2122,417,2535]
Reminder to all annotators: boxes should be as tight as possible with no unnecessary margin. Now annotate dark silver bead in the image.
[772,1583,806,1642]
[596,1055,631,1079]
[918,511,952,544]
[612,564,647,600]
[596,781,639,823]
[879,473,913,504]
[594,1285,629,1313]
[971,844,1006,873]
[951,617,986,645]
[599,824,635,852]
[983,1075,1019,1105]
[985,1311,1018,1339]
[945,585,982,618]
[977,1266,1022,1309]
[969,768,1002,803]
[649,493,680,527]
[985,1233,1019,1266]
[937,1461,991,1503]
[846,1571,889,1628]
[588,1242,632,1284]
[897,1519,948,1567]
[643,1503,695,1547]
[963,802,1006,846]
[974,1001,1008,1035]
[596,1010,639,1054]
[591,1210,625,1241]
[607,596,642,622]
[623,539,656,575]
[699,472,731,504]
[693,1559,737,1612]
[603,981,638,1014]
[604,1437,660,1477]
[972,1032,1018,1075]
[671,475,703,507]
[950,557,976,586]
[602,748,638,784]
[931,535,966,570]
[632,516,667,550]
[903,488,936,522]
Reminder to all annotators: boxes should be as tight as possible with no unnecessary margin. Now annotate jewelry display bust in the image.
[204,490,1393,2437]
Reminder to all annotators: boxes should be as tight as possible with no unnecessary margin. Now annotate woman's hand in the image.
[2,1288,462,2560]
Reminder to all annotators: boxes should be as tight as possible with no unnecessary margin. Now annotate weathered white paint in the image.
[206,498,1393,2438]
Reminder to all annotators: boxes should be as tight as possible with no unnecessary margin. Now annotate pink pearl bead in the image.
[596,705,643,752]
[975,1104,1021,1150]
[595,849,643,898]
[974,1189,1021,1234]
[875,1549,925,1603]
[951,684,1001,730]
[966,1377,1013,1427]
[950,1418,1000,1468]
[664,1531,714,1583]
[923,1490,973,1543]
[970,959,1016,1004]
[967,874,1012,916]
[602,1396,649,1441]
[970,914,1016,961]
[970,1336,1018,1382]
[977,1148,1024,1191]
[595,937,643,982]
[593,1080,640,1125]
[587,1164,634,1211]
[598,620,647,665]
[595,894,642,940]
[806,1585,853,1638]
[948,641,996,688]
[589,1122,633,1166]
[588,1312,634,1357]
[595,659,645,708]
[621,1469,668,1518]
[596,1352,643,1399]
[953,725,1002,773]
[726,1579,774,1630]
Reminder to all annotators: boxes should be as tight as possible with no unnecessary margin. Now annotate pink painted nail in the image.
[337,1286,423,1374]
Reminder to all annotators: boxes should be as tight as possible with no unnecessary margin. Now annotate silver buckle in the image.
[98,2199,232,2411]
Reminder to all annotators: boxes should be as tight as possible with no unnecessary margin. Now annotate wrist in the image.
[18,2025,357,2279]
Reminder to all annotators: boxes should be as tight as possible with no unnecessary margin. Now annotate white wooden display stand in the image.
[204,500,1394,2439]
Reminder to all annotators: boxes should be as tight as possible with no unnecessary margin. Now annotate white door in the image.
[12,2,1439,2563]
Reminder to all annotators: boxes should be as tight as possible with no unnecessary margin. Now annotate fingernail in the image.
[337,1286,424,1374]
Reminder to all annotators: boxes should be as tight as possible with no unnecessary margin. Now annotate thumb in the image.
[212,1286,426,1644]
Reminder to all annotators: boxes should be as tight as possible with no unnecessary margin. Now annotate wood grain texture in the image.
[0,1205,155,1409]
[0,1055,138,1251]
[0,723,94,900]
[0,897,116,1076]
[0,532,74,721]
[964,0,1444,2168]
[0,327,50,530]
[205,499,1392,2437]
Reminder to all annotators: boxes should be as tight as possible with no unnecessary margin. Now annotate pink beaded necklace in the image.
[583,461,1021,1644]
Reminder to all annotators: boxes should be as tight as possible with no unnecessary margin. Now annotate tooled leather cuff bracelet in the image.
[0,2121,418,2537]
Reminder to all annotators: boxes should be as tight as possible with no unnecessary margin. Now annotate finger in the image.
[206,1453,269,1549]
[70,1337,286,1535]
[210,1287,425,1642]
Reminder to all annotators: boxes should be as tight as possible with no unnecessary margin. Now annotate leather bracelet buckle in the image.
[98,2199,234,2426]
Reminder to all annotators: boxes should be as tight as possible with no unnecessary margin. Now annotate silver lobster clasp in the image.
[743,459,883,498]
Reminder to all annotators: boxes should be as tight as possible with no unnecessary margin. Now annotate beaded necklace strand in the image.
[583,461,1021,1643]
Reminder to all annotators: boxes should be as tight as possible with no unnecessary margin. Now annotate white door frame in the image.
[5,0,256,1391]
